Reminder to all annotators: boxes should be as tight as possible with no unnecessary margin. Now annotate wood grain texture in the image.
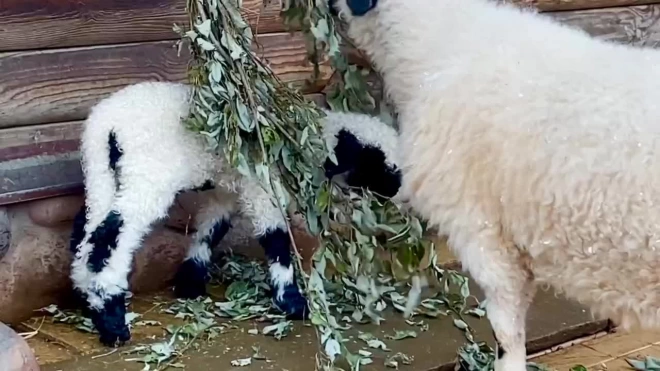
[0,121,83,205]
[5,0,657,52]
[0,155,83,205]
[0,34,332,129]
[549,4,660,46]
[0,0,288,52]
[0,93,326,205]
[509,0,660,11]
[0,121,82,161]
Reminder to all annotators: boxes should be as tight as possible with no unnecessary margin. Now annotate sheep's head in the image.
[329,0,379,18]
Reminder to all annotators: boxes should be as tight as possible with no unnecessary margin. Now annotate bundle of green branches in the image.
[181,0,497,369]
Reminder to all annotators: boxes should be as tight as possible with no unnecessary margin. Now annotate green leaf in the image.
[384,330,417,341]
[195,19,212,37]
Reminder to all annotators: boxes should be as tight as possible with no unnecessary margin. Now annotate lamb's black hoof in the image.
[273,284,309,320]
[174,258,209,299]
[90,294,131,347]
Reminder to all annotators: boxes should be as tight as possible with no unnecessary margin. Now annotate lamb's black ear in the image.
[324,129,364,179]
[346,0,378,16]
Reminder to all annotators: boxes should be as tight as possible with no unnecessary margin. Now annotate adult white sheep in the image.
[330,0,660,369]
[69,81,402,346]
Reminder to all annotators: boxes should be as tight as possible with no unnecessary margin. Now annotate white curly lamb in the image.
[69,81,402,346]
[331,0,660,369]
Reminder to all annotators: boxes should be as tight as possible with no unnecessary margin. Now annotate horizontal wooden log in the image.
[0,35,332,129]
[509,0,660,11]
[5,0,660,52]
[0,121,83,205]
[549,3,660,46]
[0,94,326,205]
[0,152,84,205]
[0,0,289,52]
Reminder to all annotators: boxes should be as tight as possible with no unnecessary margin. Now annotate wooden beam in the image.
[549,3,660,46]
[4,0,660,53]
[509,0,660,11]
[0,121,83,161]
[0,0,289,52]
[0,35,332,129]
[0,94,327,205]
[0,121,83,205]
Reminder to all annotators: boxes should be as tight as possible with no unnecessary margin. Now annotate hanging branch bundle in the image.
[181,0,498,369]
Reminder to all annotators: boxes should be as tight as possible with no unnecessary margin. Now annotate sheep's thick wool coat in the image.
[333,0,660,369]
[70,81,402,346]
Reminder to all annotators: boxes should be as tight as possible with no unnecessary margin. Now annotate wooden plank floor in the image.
[533,330,660,370]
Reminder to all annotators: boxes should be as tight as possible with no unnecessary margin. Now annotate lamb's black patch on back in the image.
[87,211,124,273]
[258,228,291,266]
[201,218,231,249]
[70,205,88,254]
[108,131,122,172]
[326,129,402,199]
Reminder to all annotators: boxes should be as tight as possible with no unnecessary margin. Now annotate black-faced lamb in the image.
[331,0,660,369]
[69,81,402,346]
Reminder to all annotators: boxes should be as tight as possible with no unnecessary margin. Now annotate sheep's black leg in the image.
[87,211,129,347]
[174,216,231,299]
[70,209,130,347]
[235,177,308,319]
[259,228,308,319]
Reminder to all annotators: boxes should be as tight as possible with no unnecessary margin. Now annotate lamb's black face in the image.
[329,0,379,16]
[324,129,401,200]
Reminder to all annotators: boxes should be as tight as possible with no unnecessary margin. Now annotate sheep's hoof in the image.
[89,294,131,347]
[173,259,208,299]
[273,285,309,320]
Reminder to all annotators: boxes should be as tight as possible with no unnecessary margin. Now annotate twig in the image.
[18,316,45,340]
[92,349,118,359]
[154,332,202,371]
[141,302,164,316]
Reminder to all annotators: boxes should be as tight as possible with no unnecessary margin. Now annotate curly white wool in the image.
[70,80,401,346]
[333,0,660,369]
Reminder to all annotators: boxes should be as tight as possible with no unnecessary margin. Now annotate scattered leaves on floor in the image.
[384,352,414,369]
[628,356,660,370]
[230,357,253,367]
[384,329,417,340]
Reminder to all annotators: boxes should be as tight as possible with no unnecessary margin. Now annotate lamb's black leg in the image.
[174,217,231,299]
[259,228,308,319]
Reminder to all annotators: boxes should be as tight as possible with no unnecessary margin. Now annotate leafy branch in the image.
[181,0,503,370]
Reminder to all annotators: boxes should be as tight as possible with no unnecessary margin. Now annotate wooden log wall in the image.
[1,0,660,204]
